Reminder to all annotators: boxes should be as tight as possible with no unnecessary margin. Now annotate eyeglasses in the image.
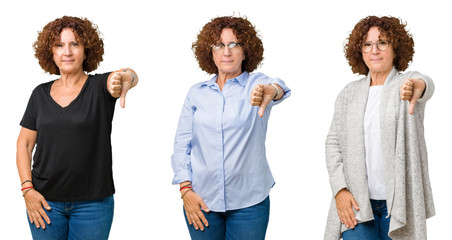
[360,40,391,53]
[212,42,243,52]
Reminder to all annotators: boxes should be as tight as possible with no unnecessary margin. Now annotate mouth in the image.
[370,58,383,62]
[62,60,75,63]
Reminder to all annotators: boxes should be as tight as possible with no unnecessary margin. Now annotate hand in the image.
[182,190,210,231]
[24,189,51,229]
[335,189,359,229]
[400,78,426,115]
[250,84,277,118]
[107,71,133,108]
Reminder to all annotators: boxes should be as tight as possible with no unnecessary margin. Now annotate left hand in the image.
[250,84,277,118]
[400,78,426,115]
[108,71,133,108]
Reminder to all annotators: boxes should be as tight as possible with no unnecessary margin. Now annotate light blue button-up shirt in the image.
[172,72,291,212]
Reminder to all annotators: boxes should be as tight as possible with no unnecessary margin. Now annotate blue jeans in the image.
[342,199,392,240]
[184,196,270,240]
[28,195,114,240]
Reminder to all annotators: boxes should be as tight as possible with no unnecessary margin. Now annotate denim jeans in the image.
[184,196,270,240]
[28,195,114,240]
[342,199,392,240]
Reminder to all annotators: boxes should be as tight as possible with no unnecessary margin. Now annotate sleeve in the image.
[417,73,434,103]
[20,89,37,131]
[325,89,348,197]
[99,72,117,101]
[171,89,195,184]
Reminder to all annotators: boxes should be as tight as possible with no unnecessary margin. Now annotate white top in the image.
[364,85,386,200]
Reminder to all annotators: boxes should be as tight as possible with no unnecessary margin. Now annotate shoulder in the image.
[397,70,427,79]
[337,76,367,98]
[248,72,288,87]
[188,75,217,91]
[87,72,113,89]
[30,80,54,96]
[248,72,272,82]
[249,72,268,79]
[88,72,112,82]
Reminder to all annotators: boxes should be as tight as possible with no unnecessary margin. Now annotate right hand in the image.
[24,189,51,229]
[250,84,277,118]
[335,188,359,229]
[107,71,133,108]
[400,78,426,115]
[182,190,210,231]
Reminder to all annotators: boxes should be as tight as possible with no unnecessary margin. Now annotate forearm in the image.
[326,135,348,196]
[16,128,37,189]
[17,145,33,190]
[419,75,434,102]
[326,93,348,196]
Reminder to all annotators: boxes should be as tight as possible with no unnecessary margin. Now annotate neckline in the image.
[48,75,91,111]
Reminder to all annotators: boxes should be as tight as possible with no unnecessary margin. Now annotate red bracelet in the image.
[21,186,34,191]
[180,186,192,191]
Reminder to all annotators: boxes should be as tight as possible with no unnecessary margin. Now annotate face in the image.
[52,28,85,75]
[362,26,395,74]
[212,28,245,77]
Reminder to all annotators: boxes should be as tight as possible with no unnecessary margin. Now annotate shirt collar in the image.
[201,71,249,88]
[235,71,249,87]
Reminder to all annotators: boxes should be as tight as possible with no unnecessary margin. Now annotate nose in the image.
[63,45,72,56]
[371,43,379,54]
[223,46,232,56]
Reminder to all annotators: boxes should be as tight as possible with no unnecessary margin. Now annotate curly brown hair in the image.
[192,16,264,74]
[33,16,104,75]
[344,16,414,75]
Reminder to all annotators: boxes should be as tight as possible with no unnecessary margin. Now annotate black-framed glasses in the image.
[211,42,243,52]
[360,40,391,53]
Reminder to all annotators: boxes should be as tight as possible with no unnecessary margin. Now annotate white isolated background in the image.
[1,0,450,239]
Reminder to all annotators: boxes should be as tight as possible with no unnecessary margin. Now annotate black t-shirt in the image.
[20,72,117,201]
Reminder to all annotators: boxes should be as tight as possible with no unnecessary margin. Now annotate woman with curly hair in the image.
[324,16,435,240]
[16,16,138,239]
[171,16,290,239]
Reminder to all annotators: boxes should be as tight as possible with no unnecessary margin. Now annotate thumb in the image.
[258,93,272,118]
[351,197,360,211]
[258,101,270,118]
[408,89,422,115]
[119,83,130,108]
[41,198,51,210]
[120,92,126,108]
[408,101,415,115]
[200,200,209,212]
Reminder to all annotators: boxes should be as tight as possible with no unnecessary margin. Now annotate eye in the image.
[56,43,63,47]
[228,42,238,48]
[71,42,79,47]
[379,41,388,46]
[363,42,372,47]
[212,43,225,51]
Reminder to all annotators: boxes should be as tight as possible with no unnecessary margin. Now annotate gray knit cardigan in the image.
[324,67,435,240]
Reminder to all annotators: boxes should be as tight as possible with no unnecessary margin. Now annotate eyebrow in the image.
[216,41,238,44]
[56,40,79,44]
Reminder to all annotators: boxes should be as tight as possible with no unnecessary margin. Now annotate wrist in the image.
[269,83,279,99]
[122,68,136,85]
[181,188,194,199]
[21,186,34,197]
[179,181,191,187]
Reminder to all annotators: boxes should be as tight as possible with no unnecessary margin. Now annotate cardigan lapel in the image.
[343,75,374,223]
[379,67,399,220]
